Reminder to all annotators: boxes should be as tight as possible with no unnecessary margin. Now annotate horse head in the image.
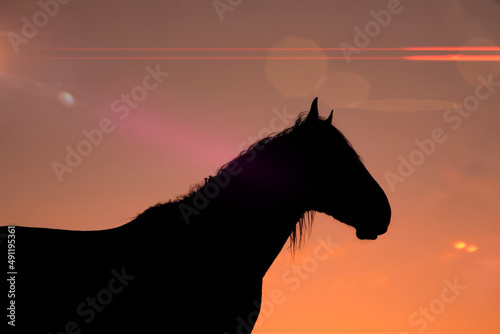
[299,97,391,240]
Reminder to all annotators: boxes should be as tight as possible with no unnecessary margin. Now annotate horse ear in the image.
[326,110,333,124]
[305,97,319,123]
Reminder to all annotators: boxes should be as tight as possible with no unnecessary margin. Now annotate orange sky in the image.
[1,1,499,333]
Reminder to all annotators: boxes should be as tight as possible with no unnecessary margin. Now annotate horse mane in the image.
[139,111,360,255]
[174,112,313,254]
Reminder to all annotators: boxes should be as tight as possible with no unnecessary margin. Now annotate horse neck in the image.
[187,149,308,277]
[192,190,304,278]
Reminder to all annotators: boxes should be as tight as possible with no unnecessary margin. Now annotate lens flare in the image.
[465,245,478,253]
[265,36,328,98]
[452,241,467,249]
[452,241,478,253]
[58,91,75,107]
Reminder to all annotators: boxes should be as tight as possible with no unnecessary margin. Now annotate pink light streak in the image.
[26,46,500,61]
[33,47,500,51]
[41,55,500,61]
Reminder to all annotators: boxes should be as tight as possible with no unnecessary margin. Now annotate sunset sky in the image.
[1,0,499,333]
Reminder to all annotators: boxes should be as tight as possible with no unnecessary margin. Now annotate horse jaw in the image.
[318,193,391,241]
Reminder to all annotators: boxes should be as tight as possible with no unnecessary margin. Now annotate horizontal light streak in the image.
[407,55,500,61]
[44,56,404,60]
[28,46,499,61]
[33,47,500,51]
[42,55,500,61]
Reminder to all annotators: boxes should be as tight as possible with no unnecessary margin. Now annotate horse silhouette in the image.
[3,97,390,333]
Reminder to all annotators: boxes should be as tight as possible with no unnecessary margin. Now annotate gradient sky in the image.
[1,0,499,333]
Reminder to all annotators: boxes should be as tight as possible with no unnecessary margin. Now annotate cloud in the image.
[346,99,457,112]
